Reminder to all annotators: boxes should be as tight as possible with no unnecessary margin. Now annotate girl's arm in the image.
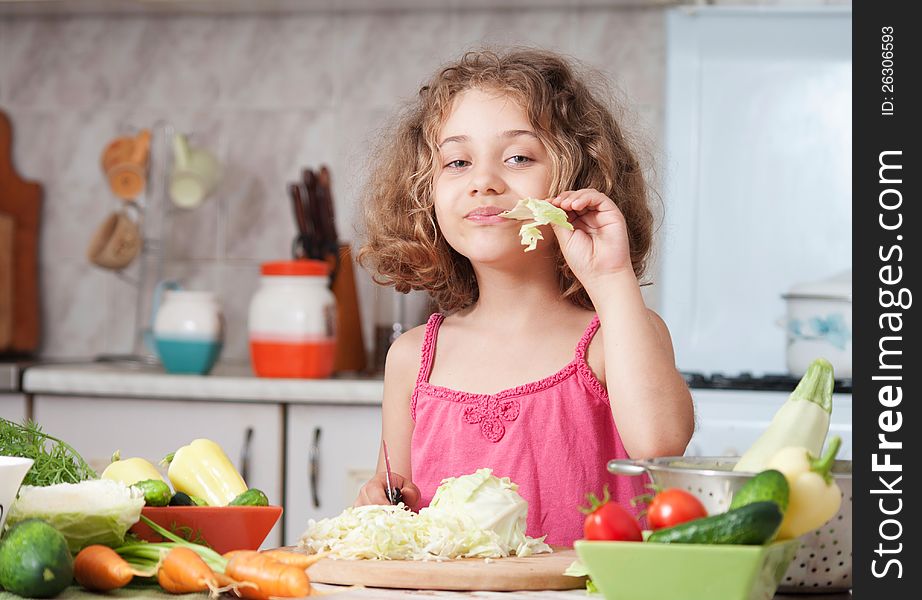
[551,189,694,459]
[592,273,694,458]
[354,324,424,509]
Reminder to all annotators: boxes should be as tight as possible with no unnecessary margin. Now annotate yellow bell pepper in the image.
[163,439,247,506]
[101,451,168,486]
[767,436,842,540]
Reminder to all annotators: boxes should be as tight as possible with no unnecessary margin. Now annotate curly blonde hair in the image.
[357,48,654,313]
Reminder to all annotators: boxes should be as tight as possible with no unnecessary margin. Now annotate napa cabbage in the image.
[499,198,573,251]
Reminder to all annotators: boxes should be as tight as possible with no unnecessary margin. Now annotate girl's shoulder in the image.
[383,320,430,384]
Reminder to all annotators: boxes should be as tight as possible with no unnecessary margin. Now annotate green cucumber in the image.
[169,491,195,506]
[0,519,74,598]
[229,488,269,506]
[730,469,790,513]
[647,501,782,545]
[134,478,172,507]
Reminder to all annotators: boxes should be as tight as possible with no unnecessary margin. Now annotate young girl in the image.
[354,48,694,546]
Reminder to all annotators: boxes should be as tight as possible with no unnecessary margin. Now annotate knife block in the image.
[332,243,367,373]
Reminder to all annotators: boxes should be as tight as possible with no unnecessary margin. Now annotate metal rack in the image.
[95,120,175,365]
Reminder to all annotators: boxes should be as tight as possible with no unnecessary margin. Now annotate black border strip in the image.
[853,0,919,595]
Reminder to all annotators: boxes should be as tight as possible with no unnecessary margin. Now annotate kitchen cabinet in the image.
[0,393,27,422]
[284,404,381,545]
[32,395,285,548]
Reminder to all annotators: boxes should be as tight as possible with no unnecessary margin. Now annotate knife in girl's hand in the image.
[382,439,403,505]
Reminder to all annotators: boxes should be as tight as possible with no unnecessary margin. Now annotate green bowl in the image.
[574,539,799,600]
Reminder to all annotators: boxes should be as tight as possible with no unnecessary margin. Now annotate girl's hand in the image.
[354,471,421,511]
[550,189,634,286]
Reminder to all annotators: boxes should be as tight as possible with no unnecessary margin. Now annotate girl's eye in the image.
[506,155,532,166]
[445,159,470,169]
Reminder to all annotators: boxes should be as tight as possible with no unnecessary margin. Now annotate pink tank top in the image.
[410,313,648,547]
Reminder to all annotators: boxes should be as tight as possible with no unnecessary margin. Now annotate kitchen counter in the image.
[316,586,851,599]
[0,361,26,391]
[0,585,852,600]
[21,362,383,405]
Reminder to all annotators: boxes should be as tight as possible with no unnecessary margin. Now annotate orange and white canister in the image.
[248,260,337,378]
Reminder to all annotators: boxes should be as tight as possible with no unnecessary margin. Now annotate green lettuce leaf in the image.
[564,560,599,594]
[499,198,573,252]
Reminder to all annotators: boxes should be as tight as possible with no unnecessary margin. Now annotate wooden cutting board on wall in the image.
[0,213,14,348]
[0,109,43,354]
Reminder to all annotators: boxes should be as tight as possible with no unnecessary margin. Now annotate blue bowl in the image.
[155,336,222,375]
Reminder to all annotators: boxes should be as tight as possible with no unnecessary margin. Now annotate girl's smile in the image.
[465,205,511,224]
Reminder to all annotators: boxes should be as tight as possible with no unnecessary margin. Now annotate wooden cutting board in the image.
[304,547,584,591]
[0,212,13,349]
[0,109,42,354]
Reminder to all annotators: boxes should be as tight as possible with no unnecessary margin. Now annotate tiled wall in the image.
[0,1,846,364]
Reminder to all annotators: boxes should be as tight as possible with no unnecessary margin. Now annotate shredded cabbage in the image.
[299,468,551,560]
[500,198,573,251]
[8,479,144,553]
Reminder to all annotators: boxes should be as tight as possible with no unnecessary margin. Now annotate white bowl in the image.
[0,456,34,532]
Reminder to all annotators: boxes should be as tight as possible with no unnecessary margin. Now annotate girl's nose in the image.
[468,163,506,197]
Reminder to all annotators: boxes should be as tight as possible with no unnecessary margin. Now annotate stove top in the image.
[682,371,852,394]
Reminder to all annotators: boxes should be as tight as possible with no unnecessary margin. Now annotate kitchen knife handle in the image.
[309,426,322,508]
[239,426,254,483]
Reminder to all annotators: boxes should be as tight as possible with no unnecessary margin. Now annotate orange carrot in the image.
[224,549,255,561]
[158,546,224,595]
[260,550,324,570]
[226,551,311,600]
[74,545,155,592]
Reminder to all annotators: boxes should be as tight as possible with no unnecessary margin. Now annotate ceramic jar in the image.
[153,290,224,375]
[248,260,337,378]
[782,270,851,379]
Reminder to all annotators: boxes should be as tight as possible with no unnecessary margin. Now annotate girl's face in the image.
[433,88,554,265]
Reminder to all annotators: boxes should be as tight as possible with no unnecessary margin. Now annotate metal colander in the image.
[608,456,852,593]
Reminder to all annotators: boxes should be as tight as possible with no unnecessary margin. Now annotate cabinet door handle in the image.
[240,427,254,483]
[309,427,321,509]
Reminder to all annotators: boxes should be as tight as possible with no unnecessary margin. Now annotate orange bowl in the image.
[130,506,283,554]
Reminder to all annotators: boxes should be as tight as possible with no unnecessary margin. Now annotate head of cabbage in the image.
[427,468,530,547]
[7,479,144,553]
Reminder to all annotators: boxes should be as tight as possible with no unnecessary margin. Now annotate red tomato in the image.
[646,488,708,530]
[581,488,643,542]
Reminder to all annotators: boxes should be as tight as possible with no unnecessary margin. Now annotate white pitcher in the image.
[152,290,224,375]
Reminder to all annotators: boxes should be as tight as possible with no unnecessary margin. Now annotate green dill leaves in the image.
[0,418,97,486]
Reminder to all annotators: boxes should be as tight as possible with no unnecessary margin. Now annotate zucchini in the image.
[734,358,834,472]
[229,488,270,506]
[730,469,790,513]
[646,501,782,545]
